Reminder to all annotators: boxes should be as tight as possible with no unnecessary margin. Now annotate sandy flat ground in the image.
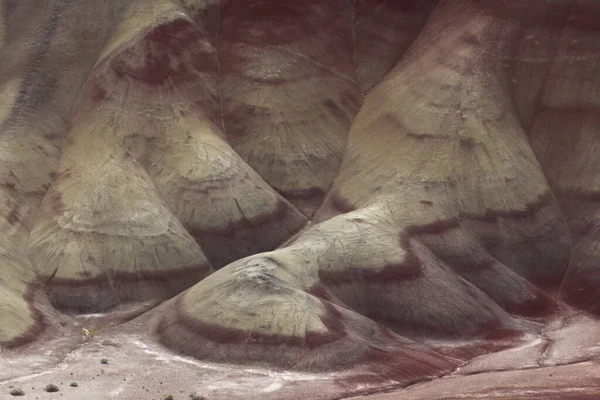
[2,308,600,400]
[356,361,600,399]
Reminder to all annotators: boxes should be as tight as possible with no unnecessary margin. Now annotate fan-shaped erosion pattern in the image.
[1,0,600,399]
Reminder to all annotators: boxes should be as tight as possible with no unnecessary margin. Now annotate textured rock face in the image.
[0,0,599,390]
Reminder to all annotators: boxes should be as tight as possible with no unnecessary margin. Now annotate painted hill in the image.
[1,0,599,392]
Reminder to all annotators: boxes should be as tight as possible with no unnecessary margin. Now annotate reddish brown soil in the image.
[2,306,600,400]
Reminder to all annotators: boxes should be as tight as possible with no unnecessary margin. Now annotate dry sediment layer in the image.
[157,0,574,371]
[0,0,599,386]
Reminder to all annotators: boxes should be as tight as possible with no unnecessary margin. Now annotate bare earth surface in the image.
[2,0,600,398]
[3,307,600,399]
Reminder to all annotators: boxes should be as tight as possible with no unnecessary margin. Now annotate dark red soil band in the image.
[314,190,560,320]
[556,188,600,203]
[567,2,600,31]
[188,199,305,268]
[189,199,303,238]
[159,293,346,349]
[156,288,457,377]
[457,191,554,222]
[219,0,349,48]
[318,259,423,285]
[277,187,326,217]
[111,18,217,87]
[42,264,212,314]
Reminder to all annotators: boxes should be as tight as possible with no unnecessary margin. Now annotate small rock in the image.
[45,384,60,393]
[9,388,25,396]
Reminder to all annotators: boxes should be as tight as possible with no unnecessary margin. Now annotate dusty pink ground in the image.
[2,305,600,400]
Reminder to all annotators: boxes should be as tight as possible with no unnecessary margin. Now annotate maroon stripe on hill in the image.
[316,191,559,319]
[188,199,303,238]
[159,294,347,350]
[556,189,600,203]
[42,264,212,313]
[111,18,217,87]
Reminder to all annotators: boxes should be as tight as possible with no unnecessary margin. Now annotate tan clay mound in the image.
[1,0,600,397]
